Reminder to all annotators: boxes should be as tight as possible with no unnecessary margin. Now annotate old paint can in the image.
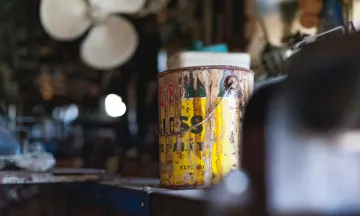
[158,66,254,188]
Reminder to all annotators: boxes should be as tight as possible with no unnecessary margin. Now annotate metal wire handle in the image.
[157,76,239,136]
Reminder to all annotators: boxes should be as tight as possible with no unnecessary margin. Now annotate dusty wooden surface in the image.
[1,183,140,216]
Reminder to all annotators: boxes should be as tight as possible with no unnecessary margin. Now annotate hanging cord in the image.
[157,75,239,136]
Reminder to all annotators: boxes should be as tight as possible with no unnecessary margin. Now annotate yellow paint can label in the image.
[159,97,241,187]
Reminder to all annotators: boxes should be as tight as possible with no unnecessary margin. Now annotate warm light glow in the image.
[104,94,126,117]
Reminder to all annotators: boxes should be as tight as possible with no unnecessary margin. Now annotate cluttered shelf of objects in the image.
[0,168,106,184]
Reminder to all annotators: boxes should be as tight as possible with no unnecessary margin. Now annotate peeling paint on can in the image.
[158,66,254,188]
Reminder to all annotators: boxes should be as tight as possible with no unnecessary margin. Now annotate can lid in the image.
[158,65,254,78]
[167,51,251,70]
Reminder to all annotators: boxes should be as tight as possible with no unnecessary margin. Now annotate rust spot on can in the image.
[158,65,254,188]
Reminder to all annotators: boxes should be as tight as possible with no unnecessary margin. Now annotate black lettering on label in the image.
[172,142,185,152]
[197,142,203,150]
[196,165,205,170]
[160,144,164,153]
[169,117,175,133]
[159,142,204,153]
[160,115,204,134]
[180,165,193,170]
[179,165,205,170]
[191,115,203,134]
[180,116,189,130]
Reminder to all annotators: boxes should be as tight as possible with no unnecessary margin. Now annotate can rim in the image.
[158,65,254,78]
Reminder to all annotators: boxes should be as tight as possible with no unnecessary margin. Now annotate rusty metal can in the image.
[158,66,254,188]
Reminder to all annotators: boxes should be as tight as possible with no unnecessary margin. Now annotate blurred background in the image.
[0,0,358,178]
